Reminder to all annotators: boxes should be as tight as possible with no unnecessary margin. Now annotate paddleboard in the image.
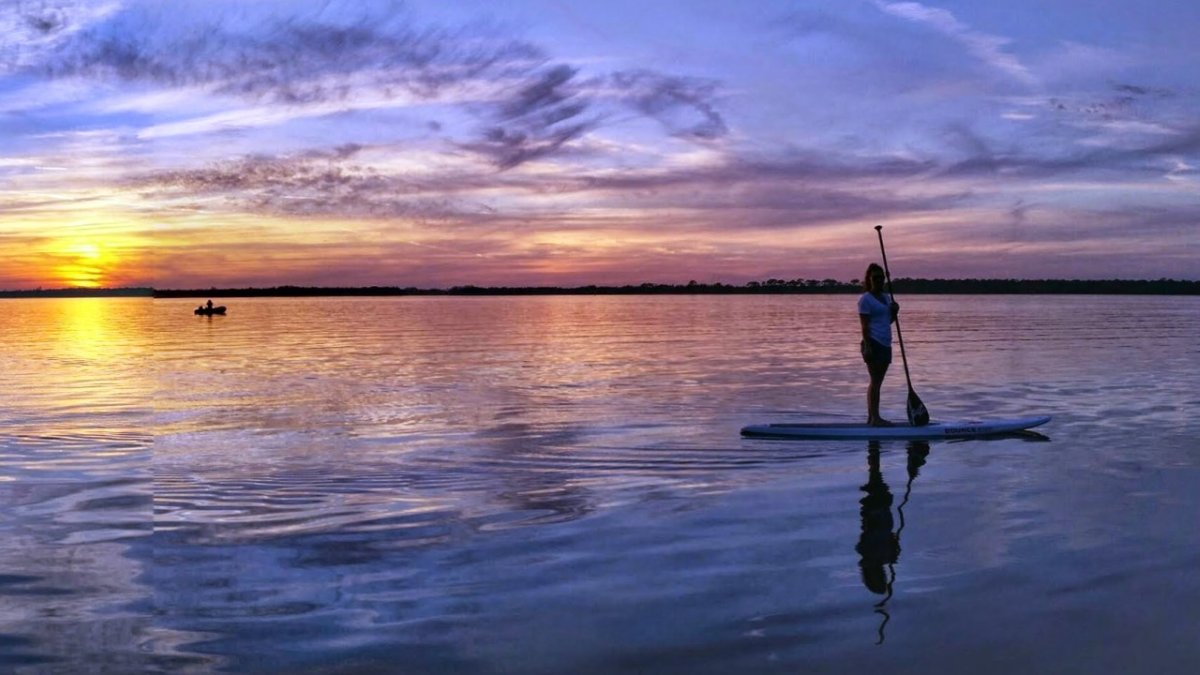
[741,415,1050,440]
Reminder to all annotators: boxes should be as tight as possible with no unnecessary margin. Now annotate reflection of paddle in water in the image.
[856,440,930,644]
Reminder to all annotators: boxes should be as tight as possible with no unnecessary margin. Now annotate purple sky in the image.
[1,0,1197,289]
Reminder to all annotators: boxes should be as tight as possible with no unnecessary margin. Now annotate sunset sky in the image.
[1,0,1197,289]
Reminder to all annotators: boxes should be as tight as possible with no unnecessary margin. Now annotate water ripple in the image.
[3,295,1199,672]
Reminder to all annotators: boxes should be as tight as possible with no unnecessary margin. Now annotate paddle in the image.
[874,226,930,426]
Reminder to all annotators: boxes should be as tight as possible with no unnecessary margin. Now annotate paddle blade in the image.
[906,389,930,427]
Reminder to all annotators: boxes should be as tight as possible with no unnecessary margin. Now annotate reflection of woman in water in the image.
[856,441,929,643]
[856,442,899,595]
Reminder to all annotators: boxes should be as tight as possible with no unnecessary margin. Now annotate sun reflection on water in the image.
[0,297,154,441]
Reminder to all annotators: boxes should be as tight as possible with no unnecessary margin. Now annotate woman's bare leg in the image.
[867,360,890,425]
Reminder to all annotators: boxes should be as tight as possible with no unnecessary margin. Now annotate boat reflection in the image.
[856,440,929,645]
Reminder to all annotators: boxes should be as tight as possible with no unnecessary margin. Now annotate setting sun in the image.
[73,243,102,260]
[51,241,112,289]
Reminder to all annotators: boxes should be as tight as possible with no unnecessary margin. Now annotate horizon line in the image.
[3,277,1199,298]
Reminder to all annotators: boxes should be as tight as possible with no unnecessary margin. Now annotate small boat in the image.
[194,306,227,315]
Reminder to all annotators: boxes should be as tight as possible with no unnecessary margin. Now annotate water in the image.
[1,295,1198,673]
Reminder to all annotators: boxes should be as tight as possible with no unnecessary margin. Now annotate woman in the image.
[859,263,899,426]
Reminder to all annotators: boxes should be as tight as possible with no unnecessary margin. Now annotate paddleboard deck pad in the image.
[741,415,1050,440]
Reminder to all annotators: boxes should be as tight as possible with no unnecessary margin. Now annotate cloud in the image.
[0,0,122,63]
[1046,82,1175,124]
[1164,157,1195,183]
[6,1,733,171]
[562,150,936,195]
[463,64,600,170]
[1036,41,1135,84]
[127,135,957,235]
[875,1,1035,85]
[935,102,1200,181]
[610,70,728,141]
[9,0,544,105]
[461,66,730,169]
[129,149,491,221]
[0,193,108,214]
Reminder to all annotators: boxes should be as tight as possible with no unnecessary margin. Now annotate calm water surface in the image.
[1,295,1198,673]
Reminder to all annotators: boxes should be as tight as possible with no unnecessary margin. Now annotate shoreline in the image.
[2,278,1199,298]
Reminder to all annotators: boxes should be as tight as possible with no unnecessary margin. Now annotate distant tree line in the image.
[0,287,153,298]
[4,279,1198,298]
[148,281,861,297]
[147,278,1200,297]
[883,278,1200,295]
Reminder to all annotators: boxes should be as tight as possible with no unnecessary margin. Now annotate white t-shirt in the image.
[858,292,893,347]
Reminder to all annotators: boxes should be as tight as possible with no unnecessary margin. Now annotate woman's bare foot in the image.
[868,418,895,427]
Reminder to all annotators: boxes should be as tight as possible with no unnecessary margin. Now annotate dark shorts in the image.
[861,339,892,366]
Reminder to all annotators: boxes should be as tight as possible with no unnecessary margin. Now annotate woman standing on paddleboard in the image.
[860,263,899,426]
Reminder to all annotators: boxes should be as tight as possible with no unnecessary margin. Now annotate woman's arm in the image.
[889,299,899,324]
[860,314,873,341]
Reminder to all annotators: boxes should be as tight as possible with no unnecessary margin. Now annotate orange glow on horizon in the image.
[49,240,109,288]
[34,234,151,290]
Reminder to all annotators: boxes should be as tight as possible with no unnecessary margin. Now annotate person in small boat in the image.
[859,263,899,427]
[206,299,213,310]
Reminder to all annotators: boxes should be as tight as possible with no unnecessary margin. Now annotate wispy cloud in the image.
[463,64,600,169]
[7,1,730,170]
[128,147,488,221]
[460,66,730,169]
[1037,41,1136,84]
[127,137,956,238]
[940,121,1200,180]
[10,1,542,104]
[875,1,1035,85]
[610,70,728,141]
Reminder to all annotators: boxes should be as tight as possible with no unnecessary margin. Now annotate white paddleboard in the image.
[741,415,1050,440]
